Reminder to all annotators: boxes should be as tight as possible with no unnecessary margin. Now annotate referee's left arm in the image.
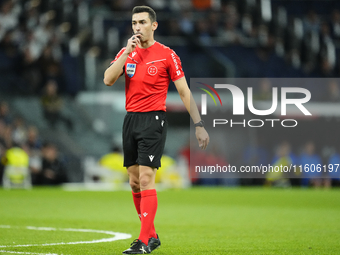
[174,77,201,123]
[174,77,210,149]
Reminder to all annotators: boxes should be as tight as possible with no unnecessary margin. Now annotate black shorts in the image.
[122,111,168,168]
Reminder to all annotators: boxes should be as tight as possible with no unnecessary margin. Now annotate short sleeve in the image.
[167,49,185,82]
[109,47,126,66]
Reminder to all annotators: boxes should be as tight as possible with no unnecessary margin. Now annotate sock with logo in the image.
[132,191,157,239]
[138,189,158,244]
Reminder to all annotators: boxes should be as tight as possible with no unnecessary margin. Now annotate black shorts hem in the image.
[137,162,160,169]
[123,162,138,168]
[123,162,160,169]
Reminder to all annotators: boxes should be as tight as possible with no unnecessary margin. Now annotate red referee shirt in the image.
[111,41,185,112]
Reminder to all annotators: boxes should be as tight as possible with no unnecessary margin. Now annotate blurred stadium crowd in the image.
[103,0,340,79]
[0,0,340,188]
[0,0,80,95]
[2,0,340,94]
[0,100,68,188]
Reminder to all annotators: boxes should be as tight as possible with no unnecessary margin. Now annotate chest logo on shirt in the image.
[147,65,158,76]
[126,63,136,78]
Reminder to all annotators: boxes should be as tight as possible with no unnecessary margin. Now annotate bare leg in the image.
[127,164,140,192]
[139,165,157,191]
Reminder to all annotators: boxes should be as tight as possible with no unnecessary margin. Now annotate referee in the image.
[104,6,209,254]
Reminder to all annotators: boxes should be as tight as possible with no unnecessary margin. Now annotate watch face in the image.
[195,120,204,127]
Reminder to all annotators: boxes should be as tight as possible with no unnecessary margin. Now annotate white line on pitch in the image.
[0,225,131,248]
[0,250,61,255]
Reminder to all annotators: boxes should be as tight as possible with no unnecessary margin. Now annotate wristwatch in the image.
[194,120,205,127]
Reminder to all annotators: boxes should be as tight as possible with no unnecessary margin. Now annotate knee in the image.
[139,174,152,190]
[129,179,140,192]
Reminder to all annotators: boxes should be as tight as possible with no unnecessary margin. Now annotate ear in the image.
[152,21,158,31]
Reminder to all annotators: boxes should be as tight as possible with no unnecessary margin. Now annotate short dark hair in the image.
[132,6,156,23]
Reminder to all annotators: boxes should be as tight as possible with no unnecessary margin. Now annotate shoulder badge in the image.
[126,63,136,78]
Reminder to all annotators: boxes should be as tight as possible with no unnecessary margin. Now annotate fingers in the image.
[196,129,209,150]
[199,137,209,150]
[131,35,141,45]
[127,35,141,53]
[203,138,208,149]
[130,37,137,48]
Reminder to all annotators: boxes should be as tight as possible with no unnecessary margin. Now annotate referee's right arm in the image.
[103,52,127,86]
[104,35,140,86]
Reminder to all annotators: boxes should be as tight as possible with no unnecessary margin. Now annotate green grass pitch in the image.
[0,187,340,254]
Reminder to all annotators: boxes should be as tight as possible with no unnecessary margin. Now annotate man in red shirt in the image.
[104,6,209,254]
